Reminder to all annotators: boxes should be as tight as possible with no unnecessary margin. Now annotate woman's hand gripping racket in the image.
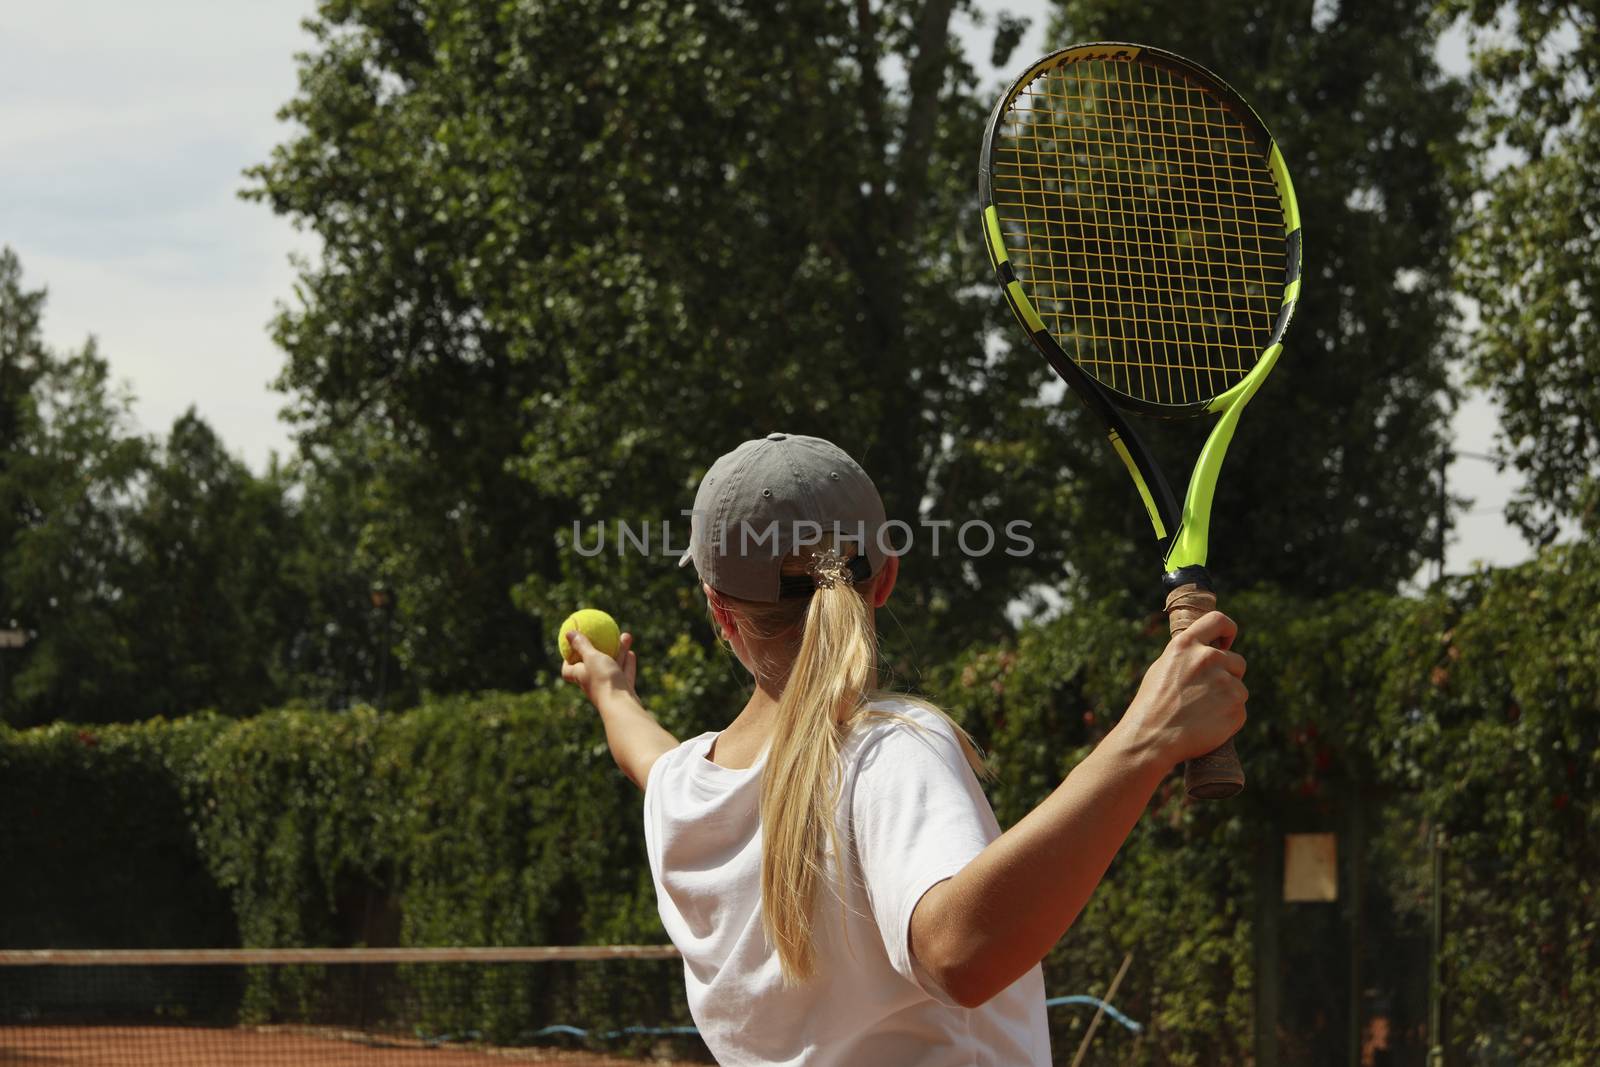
[979,43,1302,799]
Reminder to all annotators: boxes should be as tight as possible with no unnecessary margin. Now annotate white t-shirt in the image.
[643,698,1051,1066]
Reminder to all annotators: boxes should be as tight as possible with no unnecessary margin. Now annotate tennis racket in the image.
[979,42,1302,799]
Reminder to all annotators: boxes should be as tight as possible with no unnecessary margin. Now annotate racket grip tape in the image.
[1164,582,1246,800]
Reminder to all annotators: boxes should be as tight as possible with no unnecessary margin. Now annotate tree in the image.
[1023,0,1469,600]
[0,247,53,713]
[0,336,151,726]
[117,412,305,718]
[1449,0,1600,543]
[0,249,51,473]
[0,247,314,726]
[244,0,1068,689]
[274,428,423,712]
[245,0,1465,710]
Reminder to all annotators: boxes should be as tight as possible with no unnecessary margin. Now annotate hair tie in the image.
[776,551,873,599]
[806,547,853,590]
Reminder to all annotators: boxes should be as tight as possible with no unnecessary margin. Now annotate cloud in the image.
[0,0,320,470]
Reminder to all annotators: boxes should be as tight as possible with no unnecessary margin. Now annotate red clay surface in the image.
[0,1027,706,1066]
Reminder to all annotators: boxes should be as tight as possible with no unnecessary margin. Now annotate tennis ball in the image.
[557,608,621,664]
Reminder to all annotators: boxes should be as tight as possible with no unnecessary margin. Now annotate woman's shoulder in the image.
[650,730,720,775]
[860,694,952,725]
[841,695,988,804]
[846,695,964,759]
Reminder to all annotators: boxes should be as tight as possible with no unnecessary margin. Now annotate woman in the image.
[563,433,1246,1065]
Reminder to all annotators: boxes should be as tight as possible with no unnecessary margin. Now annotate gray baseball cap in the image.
[680,433,889,603]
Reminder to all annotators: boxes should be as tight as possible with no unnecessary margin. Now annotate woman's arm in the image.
[562,630,680,790]
[909,610,1248,1008]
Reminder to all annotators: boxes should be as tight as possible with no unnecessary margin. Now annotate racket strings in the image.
[991,56,1286,407]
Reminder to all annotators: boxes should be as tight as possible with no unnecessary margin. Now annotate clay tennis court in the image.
[0,948,703,1067]
[0,1026,704,1066]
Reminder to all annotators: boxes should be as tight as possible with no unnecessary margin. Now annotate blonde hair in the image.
[712,547,987,984]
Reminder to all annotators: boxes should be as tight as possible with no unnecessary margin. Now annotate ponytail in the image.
[759,574,874,983]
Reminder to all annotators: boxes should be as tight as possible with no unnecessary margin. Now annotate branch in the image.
[836,0,889,285]
[893,0,959,248]
[855,0,889,202]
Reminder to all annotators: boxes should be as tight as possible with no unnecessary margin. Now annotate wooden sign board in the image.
[1284,833,1338,902]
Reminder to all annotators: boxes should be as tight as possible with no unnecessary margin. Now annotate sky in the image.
[0,1,320,464]
[0,1,1549,580]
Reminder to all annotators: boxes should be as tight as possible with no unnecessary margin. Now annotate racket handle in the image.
[1164,579,1245,800]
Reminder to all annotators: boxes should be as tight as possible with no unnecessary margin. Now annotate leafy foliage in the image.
[241,0,1031,686]
[0,248,395,725]
[2,0,1482,725]
[933,543,1597,1064]
[1,693,699,1056]
[118,415,307,718]
[934,603,1256,1064]
[1030,0,1468,597]
[240,0,1466,703]
[1448,0,1600,541]
[8,545,1596,1061]
[0,253,155,724]
[0,379,313,725]
[186,695,654,951]
[0,715,234,948]
[1374,546,1600,1061]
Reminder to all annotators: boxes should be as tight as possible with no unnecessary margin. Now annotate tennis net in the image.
[0,946,705,1066]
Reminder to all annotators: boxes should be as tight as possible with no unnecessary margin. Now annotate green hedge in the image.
[2,546,1595,1063]
[933,546,1598,1065]
[0,684,710,1056]
[0,715,235,949]
[189,695,647,949]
